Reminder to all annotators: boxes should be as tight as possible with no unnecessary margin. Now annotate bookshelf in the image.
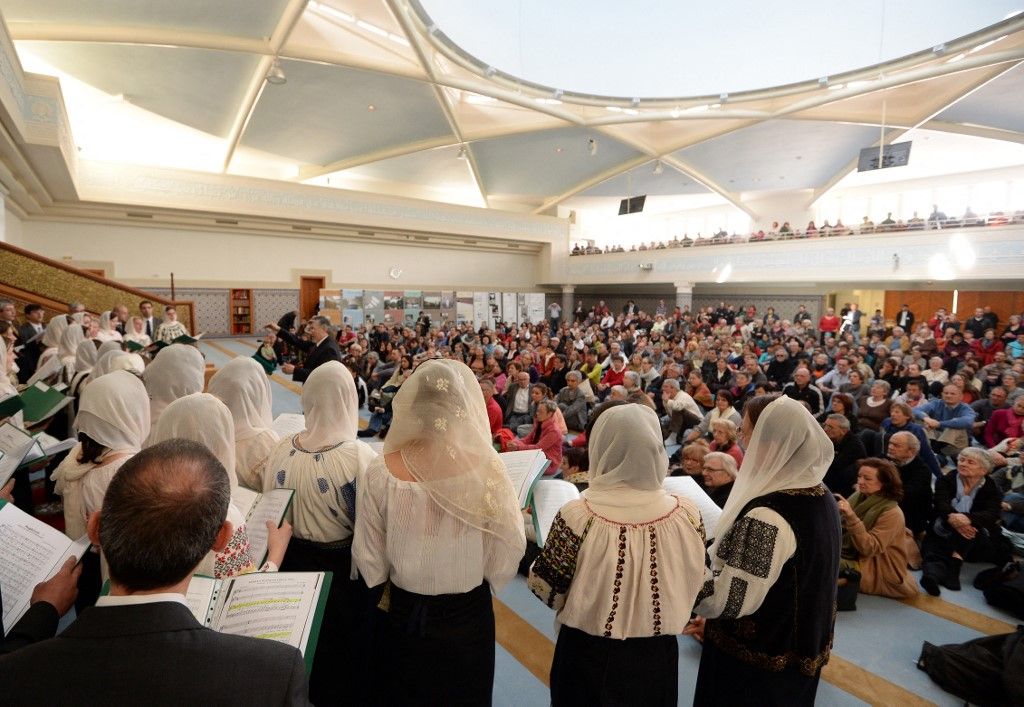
[230,288,253,335]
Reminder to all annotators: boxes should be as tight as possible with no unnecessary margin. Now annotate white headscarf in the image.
[58,323,85,364]
[148,393,238,489]
[208,358,274,441]
[143,344,205,428]
[74,370,151,455]
[96,311,123,342]
[383,359,522,549]
[96,340,122,358]
[710,395,834,554]
[299,361,359,449]
[91,351,145,380]
[40,315,69,350]
[74,339,100,374]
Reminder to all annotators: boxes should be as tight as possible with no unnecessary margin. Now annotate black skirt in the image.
[280,537,370,706]
[550,624,678,707]
[694,638,820,707]
[370,581,495,706]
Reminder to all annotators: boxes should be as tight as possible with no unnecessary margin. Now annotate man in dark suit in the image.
[267,315,341,383]
[138,300,161,340]
[0,440,310,705]
[15,303,46,382]
[0,480,81,655]
[822,414,867,495]
[896,304,915,331]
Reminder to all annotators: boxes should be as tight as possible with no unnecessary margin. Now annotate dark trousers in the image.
[370,581,495,706]
[694,638,821,707]
[550,624,677,706]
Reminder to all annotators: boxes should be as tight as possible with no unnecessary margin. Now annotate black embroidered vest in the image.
[706,485,841,676]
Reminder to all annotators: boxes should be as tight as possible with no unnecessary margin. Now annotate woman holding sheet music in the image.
[52,370,150,609]
[261,361,377,705]
[527,403,707,706]
[354,358,525,705]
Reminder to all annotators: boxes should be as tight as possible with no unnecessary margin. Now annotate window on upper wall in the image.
[902,189,932,220]
[970,181,1009,215]
[935,185,971,216]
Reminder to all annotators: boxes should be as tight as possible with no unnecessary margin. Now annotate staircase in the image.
[0,241,194,330]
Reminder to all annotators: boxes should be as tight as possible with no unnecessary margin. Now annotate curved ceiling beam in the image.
[6,21,270,53]
[659,155,758,221]
[221,0,309,172]
[922,119,1024,144]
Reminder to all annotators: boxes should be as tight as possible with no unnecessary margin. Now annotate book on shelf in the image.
[498,449,550,509]
[230,486,295,567]
[0,500,91,635]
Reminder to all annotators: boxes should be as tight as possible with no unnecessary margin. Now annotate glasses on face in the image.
[702,465,725,473]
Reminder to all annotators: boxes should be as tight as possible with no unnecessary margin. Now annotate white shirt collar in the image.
[95,592,188,608]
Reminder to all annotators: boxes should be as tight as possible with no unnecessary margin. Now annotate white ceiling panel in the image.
[674,119,885,192]
[579,162,711,198]
[472,127,644,198]
[19,41,262,138]
[936,63,1024,134]
[240,58,453,165]
[0,0,291,38]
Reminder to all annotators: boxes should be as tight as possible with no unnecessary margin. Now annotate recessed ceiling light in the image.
[795,155,802,160]
[367,104,376,111]
[555,146,563,153]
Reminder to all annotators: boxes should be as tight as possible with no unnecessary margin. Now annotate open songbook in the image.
[18,383,72,426]
[271,413,306,439]
[499,450,551,509]
[530,475,724,547]
[230,486,295,567]
[0,423,76,488]
[24,356,63,388]
[183,572,331,673]
[0,500,91,635]
[150,333,204,350]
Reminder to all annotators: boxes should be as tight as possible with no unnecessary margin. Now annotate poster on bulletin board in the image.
[526,293,546,324]
[319,289,342,325]
[472,293,488,329]
[502,293,517,325]
[363,290,384,325]
[403,291,422,328]
[456,292,473,324]
[440,290,456,323]
[383,290,404,324]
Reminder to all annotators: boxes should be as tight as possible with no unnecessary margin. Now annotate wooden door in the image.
[299,276,325,321]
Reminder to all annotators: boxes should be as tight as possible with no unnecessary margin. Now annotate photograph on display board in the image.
[341,289,363,311]
[321,309,342,326]
[423,292,441,310]
[488,293,501,327]
[502,293,517,325]
[440,291,455,310]
[363,290,384,325]
[342,310,364,327]
[517,293,528,323]
[383,291,405,310]
[319,289,342,311]
[404,291,422,310]
[456,292,473,324]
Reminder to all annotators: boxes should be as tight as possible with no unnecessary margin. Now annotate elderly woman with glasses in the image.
[701,451,738,508]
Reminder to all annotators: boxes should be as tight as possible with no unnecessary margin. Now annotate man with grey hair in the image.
[266,315,341,383]
[556,370,589,432]
[661,378,702,445]
[0,440,310,704]
[822,414,865,495]
[609,385,628,402]
[887,430,932,536]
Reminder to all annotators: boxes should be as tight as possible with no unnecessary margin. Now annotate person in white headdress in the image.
[208,358,279,492]
[528,403,707,705]
[143,343,204,431]
[261,360,377,705]
[52,370,150,608]
[686,394,840,707]
[35,315,70,374]
[89,350,142,382]
[122,316,152,348]
[57,322,86,383]
[148,393,291,578]
[94,311,123,343]
[353,359,525,705]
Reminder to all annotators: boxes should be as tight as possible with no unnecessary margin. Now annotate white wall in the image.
[2,207,21,244]
[14,219,542,290]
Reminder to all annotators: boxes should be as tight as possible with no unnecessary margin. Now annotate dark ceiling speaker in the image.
[618,195,646,215]
[857,141,912,172]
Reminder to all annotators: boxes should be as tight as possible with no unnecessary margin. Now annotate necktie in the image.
[146,319,152,337]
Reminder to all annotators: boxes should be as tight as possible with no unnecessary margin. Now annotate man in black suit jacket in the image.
[822,414,867,495]
[267,315,341,383]
[0,440,310,706]
[15,304,46,382]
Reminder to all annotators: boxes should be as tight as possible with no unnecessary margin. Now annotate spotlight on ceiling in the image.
[653,160,664,175]
[818,76,829,87]
[456,145,468,160]
[588,138,598,156]
[266,59,287,85]
[932,43,947,55]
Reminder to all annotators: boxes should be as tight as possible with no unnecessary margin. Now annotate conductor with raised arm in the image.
[266,315,341,383]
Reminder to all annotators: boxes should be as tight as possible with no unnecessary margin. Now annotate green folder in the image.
[303,571,332,674]
[0,395,25,419]
[124,340,147,353]
[19,385,71,425]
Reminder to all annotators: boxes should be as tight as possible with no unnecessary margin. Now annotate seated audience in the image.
[912,384,977,463]
[556,370,589,431]
[508,399,564,471]
[823,414,867,495]
[835,458,918,606]
[702,451,737,508]
[885,431,934,538]
[708,418,744,467]
[856,380,892,433]
[984,395,1024,448]
[0,440,310,705]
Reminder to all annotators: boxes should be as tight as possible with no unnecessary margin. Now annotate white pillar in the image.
[674,282,694,312]
[561,285,575,319]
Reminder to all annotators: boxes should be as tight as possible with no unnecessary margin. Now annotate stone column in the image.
[561,285,575,320]
[674,282,694,312]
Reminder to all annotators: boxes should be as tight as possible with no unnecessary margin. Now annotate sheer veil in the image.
[710,395,834,554]
[299,361,359,449]
[383,359,522,549]
[208,357,275,442]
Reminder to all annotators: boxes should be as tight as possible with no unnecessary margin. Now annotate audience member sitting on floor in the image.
[507,399,564,471]
[835,457,919,607]
[701,451,737,508]
[823,414,867,496]
[920,448,1008,596]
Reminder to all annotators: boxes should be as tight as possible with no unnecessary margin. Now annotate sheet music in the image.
[499,450,549,508]
[0,423,37,488]
[663,476,722,539]
[211,572,322,654]
[33,432,77,456]
[531,479,580,547]
[230,486,260,517]
[0,502,78,634]
[241,489,294,566]
[271,414,305,439]
[183,575,219,625]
